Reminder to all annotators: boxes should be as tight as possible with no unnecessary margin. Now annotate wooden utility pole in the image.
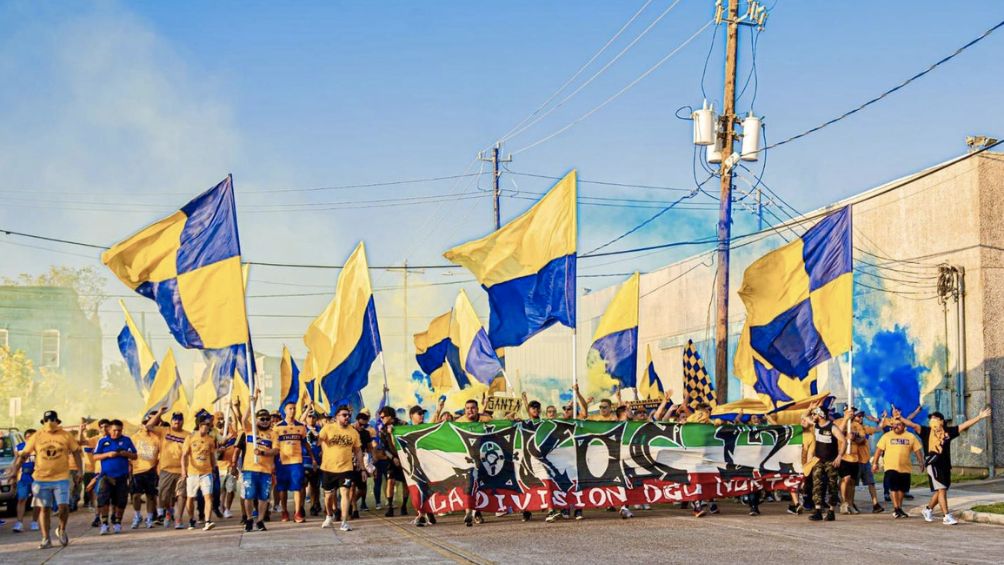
[714,0,740,403]
[480,142,512,230]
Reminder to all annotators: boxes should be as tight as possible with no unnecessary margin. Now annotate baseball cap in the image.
[170,411,185,421]
[359,407,370,416]
[356,412,370,421]
[41,410,60,424]
[379,406,396,418]
[409,405,427,416]
[528,400,541,409]
[255,409,271,419]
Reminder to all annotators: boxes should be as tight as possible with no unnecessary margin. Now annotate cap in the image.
[454,409,464,416]
[170,412,185,421]
[255,409,271,419]
[562,405,573,411]
[929,411,946,420]
[528,400,541,409]
[41,410,60,424]
[379,406,396,418]
[409,405,427,416]
[195,409,211,421]
[356,412,370,421]
[198,414,214,425]
[359,407,371,416]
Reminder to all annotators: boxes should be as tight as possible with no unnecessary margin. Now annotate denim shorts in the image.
[17,477,33,501]
[275,463,304,492]
[31,479,70,508]
[242,471,272,501]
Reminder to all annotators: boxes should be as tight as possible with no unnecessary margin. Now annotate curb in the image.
[959,510,1004,525]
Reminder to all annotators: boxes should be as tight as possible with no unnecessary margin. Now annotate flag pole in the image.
[220,361,235,439]
[571,328,578,419]
[247,346,259,463]
[378,350,390,411]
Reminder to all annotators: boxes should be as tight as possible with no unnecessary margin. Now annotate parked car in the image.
[0,428,26,512]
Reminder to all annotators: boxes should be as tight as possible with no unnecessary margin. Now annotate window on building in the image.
[0,329,8,349]
[41,330,60,368]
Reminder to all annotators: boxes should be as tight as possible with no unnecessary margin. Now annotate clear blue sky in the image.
[1,0,1002,398]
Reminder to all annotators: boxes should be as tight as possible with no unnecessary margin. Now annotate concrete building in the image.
[507,150,1004,473]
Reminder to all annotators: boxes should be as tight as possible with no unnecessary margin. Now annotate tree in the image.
[2,265,108,320]
[0,347,35,402]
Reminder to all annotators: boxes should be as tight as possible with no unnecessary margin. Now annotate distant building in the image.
[0,286,103,389]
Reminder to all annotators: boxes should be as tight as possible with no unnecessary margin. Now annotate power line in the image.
[505,170,695,193]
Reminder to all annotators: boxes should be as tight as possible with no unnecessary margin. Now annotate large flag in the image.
[443,171,576,348]
[279,345,300,412]
[304,242,383,415]
[736,206,852,378]
[414,311,464,391]
[450,289,504,385]
[735,325,819,407]
[190,360,218,421]
[144,349,189,416]
[102,176,249,351]
[116,300,158,398]
[637,344,664,400]
[682,340,716,409]
[589,272,639,388]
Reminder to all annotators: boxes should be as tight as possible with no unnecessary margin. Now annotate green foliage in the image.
[2,265,108,320]
[972,503,1004,515]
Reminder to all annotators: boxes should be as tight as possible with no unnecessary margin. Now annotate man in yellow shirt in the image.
[216,412,241,520]
[129,410,161,529]
[872,419,923,519]
[146,407,191,529]
[181,415,218,531]
[274,402,315,523]
[319,405,362,532]
[237,408,279,533]
[3,411,82,550]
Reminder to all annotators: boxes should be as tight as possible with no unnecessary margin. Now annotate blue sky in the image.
[1,0,1002,405]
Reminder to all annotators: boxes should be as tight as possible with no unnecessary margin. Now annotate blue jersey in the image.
[93,436,137,478]
[16,441,34,478]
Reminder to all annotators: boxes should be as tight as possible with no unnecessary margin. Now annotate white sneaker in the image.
[321,516,333,528]
[642,504,651,510]
[30,521,39,531]
[839,503,850,515]
[375,503,383,510]
[99,524,109,536]
[943,514,958,525]
[204,521,215,531]
[223,510,233,519]
[12,521,23,533]
[339,521,352,532]
[619,507,634,519]
[175,522,186,530]
[131,515,141,529]
[145,518,154,529]
[922,507,934,522]
[113,523,122,534]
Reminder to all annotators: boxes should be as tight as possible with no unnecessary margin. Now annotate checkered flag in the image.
[682,340,716,409]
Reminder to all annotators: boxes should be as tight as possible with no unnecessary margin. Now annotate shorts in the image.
[186,474,214,498]
[275,463,305,492]
[320,471,354,492]
[857,462,875,486]
[31,479,70,508]
[17,477,33,501]
[97,476,131,509]
[221,471,238,494]
[351,470,366,489]
[242,471,272,501]
[130,469,158,496]
[837,460,859,482]
[886,470,911,493]
[157,471,184,507]
[304,467,320,488]
[927,463,952,491]
[388,463,405,483]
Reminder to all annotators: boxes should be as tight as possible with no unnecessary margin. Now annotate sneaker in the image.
[38,539,53,550]
[428,513,437,525]
[164,518,174,529]
[809,510,823,521]
[131,515,141,529]
[883,493,892,502]
[694,503,709,518]
[464,512,473,528]
[154,515,164,526]
[894,509,908,519]
[642,504,651,510]
[223,509,233,519]
[113,523,122,534]
[334,510,342,522]
[522,511,532,522]
[749,507,761,516]
[244,520,254,532]
[619,507,634,519]
[786,504,799,515]
[56,527,68,546]
[922,507,934,522]
[872,503,885,514]
[825,510,835,521]
[255,521,267,531]
[204,521,215,531]
[99,524,109,536]
[30,521,39,531]
[574,510,583,520]
[560,509,570,519]
[294,511,305,523]
[375,503,383,510]
[544,509,561,523]
[840,503,850,515]
[495,509,510,518]
[321,516,333,528]
[91,516,101,528]
[943,513,958,526]
[145,518,154,529]
[351,510,360,520]
[175,521,186,529]
[339,521,352,532]
[413,516,427,527]
[281,510,290,522]
[400,505,409,517]
[709,503,719,514]
[12,521,23,533]
[474,511,484,524]
[360,502,369,511]
[384,508,395,518]
[188,520,197,530]
[850,504,861,515]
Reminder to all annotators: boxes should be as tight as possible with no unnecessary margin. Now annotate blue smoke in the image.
[852,325,927,418]
[558,391,572,403]
[411,370,432,389]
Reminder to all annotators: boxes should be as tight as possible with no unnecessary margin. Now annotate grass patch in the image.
[971,503,1004,514]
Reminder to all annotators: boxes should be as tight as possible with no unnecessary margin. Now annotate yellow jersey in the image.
[21,423,80,482]
[154,427,190,475]
[318,423,360,473]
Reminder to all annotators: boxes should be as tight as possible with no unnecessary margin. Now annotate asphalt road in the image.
[0,498,1001,564]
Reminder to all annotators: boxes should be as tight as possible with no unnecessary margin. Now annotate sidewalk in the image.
[897,477,1004,524]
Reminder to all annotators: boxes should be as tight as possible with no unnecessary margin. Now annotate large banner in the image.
[393,420,803,513]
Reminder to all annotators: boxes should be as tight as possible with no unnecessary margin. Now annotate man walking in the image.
[319,405,362,532]
[12,429,39,534]
[238,408,279,533]
[274,402,314,523]
[181,415,218,531]
[803,406,846,522]
[93,420,137,534]
[129,411,161,529]
[915,408,992,525]
[147,408,190,528]
[872,418,924,519]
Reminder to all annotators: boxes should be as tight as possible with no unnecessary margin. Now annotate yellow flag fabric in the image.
[117,299,158,399]
[414,311,457,392]
[144,349,189,416]
[450,289,504,385]
[190,366,217,421]
[589,272,639,388]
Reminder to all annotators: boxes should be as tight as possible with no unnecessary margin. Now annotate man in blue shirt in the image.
[93,420,137,535]
[12,429,39,533]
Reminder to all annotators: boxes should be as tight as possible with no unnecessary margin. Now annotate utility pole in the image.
[713,0,741,403]
[479,142,512,230]
[387,261,424,377]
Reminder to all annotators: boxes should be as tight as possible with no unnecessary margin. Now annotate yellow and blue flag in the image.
[190,360,218,421]
[589,272,639,388]
[682,340,716,409]
[735,324,819,406]
[102,176,249,351]
[444,170,576,348]
[414,311,465,391]
[116,300,158,398]
[736,206,852,378]
[450,289,504,385]
[637,344,664,400]
[304,241,383,415]
[279,345,300,412]
[144,349,189,416]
